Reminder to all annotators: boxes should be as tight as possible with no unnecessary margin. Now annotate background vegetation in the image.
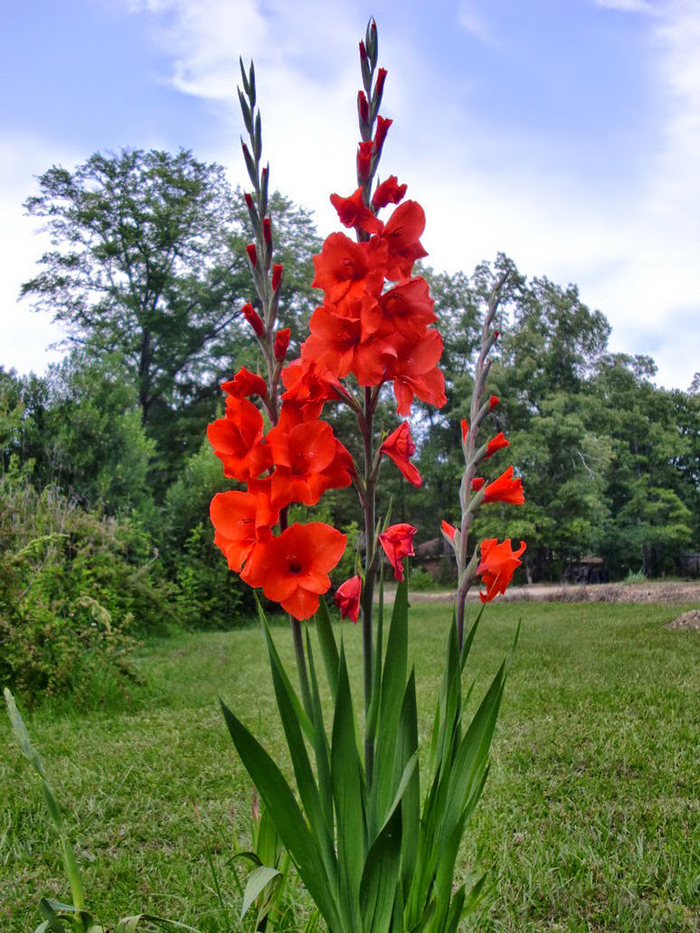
[1,146,698,706]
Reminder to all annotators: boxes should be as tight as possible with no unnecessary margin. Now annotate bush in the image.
[0,473,173,706]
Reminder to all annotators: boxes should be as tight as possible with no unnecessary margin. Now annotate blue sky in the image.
[1,0,698,389]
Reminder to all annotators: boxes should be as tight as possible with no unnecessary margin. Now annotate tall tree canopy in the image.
[21,149,321,488]
[22,149,245,427]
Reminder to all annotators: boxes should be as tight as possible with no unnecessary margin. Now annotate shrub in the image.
[0,473,173,706]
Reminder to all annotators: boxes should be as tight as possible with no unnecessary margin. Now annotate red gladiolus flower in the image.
[372,175,407,210]
[380,421,422,487]
[312,233,387,304]
[210,490,271,572]
[378,522,417,582]
[477,538,526,603]
[207,396,272,481]
[330,188,384,234]
[483,466,525,505]
[267,418,353,507]
[379,277,436,339]
[373,116,392,156]
[334,575,362,624]
[242,302,265,338]
[375,67,387,98]
[357,140,373,179]
[387,328,446,416]
[381,200,428,281]
[302,304,389,385]
[472,477,485,491]
[242,522,347,621]
[485,432,509,458]
[489,395,499,410]
[272,263,283,291]
[263,218,272,245]
[281,357,347,418]
[246,243,258,267]
[221,366,267,399]
[461,419,469,442]
[441,520,457,542]
[274,327,291,361]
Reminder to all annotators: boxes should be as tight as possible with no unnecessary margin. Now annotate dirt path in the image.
[378,581,700,605]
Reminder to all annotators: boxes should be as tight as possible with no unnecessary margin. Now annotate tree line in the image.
[1,147,698,698]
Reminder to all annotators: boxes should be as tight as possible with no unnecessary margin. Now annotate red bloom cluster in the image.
[301,198,446,418]
[208,377,352,620]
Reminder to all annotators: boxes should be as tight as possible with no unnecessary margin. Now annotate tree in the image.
[22,151,322,490]
[22,149,247,429]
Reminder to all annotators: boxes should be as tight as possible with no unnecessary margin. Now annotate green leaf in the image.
[314,596,339,703]
[370,577,409,832]
[240,865,281,919]
[264,619,336,878]
[305,627,334,835]
[257,601,314,742]
[443,883,466,932]
[6,691,86,912]
[331,643,367,923]
[359,802,402,933]
[219,699,342,932]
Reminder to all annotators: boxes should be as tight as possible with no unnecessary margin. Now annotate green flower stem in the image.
[456,271,509,647]
[361,387,376,780]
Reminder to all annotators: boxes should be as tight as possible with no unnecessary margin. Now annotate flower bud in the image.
[246,243,258,267]
[272,263,283,291]
[472,477,485,492]
[263,217,272,246]
[242,302,264,338]
[359,40,367,62]
[373,116,392,157]
[489,394,499,411]
[375,67,387,99]
[357,140,373,180]
[358,91,369,124]
[273,327,290,361]
[244,192,254,211]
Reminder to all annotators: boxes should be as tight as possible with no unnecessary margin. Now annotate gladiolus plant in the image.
[210,19,526,931]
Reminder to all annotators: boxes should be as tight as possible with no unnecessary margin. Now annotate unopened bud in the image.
[359,40,367,62]
[375,67,387,99]
[489,395,499,411]
[246,243,258,267]
[374,116,392,156]
[358,91,369,124]
[472,477,485,492]
[244,192,253,211]
[242,302,264,338]
[272,263,283,291]
[273,327,291,361]
[357,140,373,180]
[263,217,272,245]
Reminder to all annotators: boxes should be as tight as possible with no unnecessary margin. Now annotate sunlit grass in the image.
[1,601,698,930]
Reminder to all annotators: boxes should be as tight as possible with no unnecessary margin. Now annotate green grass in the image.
[1,601,698,931]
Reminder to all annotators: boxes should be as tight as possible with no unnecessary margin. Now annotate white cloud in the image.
[457,1,497,45]
[595,0,656,12]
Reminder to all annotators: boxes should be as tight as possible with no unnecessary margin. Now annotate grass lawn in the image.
[1,601,698,931]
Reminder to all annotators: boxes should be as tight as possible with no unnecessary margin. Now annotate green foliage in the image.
[162,441,254,629]
[0,474,173,706]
